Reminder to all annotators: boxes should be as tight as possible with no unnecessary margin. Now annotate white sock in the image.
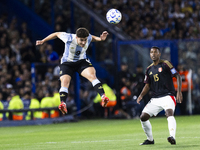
[141,120,153,141]
[167,116,176,139]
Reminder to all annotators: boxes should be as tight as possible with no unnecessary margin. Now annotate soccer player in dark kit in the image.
[137,46,183,145]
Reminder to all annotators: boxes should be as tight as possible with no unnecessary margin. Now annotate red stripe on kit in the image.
[170,95,176,106]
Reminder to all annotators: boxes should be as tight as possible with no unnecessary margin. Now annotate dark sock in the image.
[59,92,68,103]
[93,83,105,97]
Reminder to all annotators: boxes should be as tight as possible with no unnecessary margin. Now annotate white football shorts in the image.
[142,95,176,117]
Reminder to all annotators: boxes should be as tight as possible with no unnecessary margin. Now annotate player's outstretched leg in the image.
[140,120,154,145]
[167,116,176,145]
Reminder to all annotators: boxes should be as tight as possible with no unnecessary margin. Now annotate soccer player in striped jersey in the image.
[36,28,109,114]
[137,46,183,145]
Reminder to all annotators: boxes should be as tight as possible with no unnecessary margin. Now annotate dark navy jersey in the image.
[144,60,178,98]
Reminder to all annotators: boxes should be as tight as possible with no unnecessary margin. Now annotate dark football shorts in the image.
[59,59,93,77]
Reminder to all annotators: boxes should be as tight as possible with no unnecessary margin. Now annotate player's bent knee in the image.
[87,75,97,82]
[165,109,174,118]
[140,113,150,121]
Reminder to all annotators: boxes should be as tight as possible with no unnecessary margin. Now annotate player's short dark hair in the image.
[76,28,89,38]
[151,46,160,52]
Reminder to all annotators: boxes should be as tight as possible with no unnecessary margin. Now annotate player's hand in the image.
[36,40,44,45]
[100,31,109,41]
[137,95,143,104]
[176,91,183,103]
[58,101,67,114]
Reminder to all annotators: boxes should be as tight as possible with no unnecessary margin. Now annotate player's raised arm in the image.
[36,32,62,45]
[137,84,150,104]
[92,31,108,42]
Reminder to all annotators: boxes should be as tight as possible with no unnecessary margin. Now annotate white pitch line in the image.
[71,137,200,144]
[71,139,132,143]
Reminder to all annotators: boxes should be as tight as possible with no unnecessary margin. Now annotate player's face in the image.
[150,48,161,61]
[76,37,88,47]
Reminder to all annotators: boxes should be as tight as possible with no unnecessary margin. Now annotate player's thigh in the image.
[162,95,176,113]
[142,100,163,117]
[78,59,96,81]
[59,63,73,87]
[59,63,74,77]
[81,67,97,82]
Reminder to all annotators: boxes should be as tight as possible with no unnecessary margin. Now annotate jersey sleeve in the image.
[164,60,178,77]
[57,32,73,43]
[144,69,150,84]
[88,34,92,43]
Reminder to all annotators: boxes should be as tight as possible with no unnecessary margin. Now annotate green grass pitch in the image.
[0,115,200,150]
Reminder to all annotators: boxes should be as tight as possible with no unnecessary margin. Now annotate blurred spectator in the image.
[19,22,32,39]
[93,83,117,118]
[7,17,20,41]
[132,65,149,106]
[21,91,31,118]
[2,84,13,101]
[45,44,59,64]
[115,62,134,119]
[6,90,24,120]
[0,92,4,121]
[117,62,133,89]
[21,91,31,109]
[173,64,193,115]
[26,94,42,120]
[45,67,54,81]
[53,65,60,78]
[51,89,61,118]
[40,90,55,119]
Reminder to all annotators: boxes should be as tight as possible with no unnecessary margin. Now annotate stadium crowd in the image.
[83,0,200,40]
[1,0,200,121]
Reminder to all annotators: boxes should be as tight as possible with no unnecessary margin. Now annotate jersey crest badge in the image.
[149,71,153,75]
[158,67,162,72]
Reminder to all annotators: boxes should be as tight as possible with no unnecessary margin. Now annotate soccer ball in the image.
[106,9,122,24]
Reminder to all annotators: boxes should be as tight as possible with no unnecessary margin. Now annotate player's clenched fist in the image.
[36,40,44,45]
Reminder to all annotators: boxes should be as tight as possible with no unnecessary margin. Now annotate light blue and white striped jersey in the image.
[58,32,92,63]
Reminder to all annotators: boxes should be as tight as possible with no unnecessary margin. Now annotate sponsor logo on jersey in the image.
[149,71,153,75]
[98,86,103,89]
[170,68,177,74]
[86,59,91,64]
[60,94,65,97]
[158,67,162,72]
